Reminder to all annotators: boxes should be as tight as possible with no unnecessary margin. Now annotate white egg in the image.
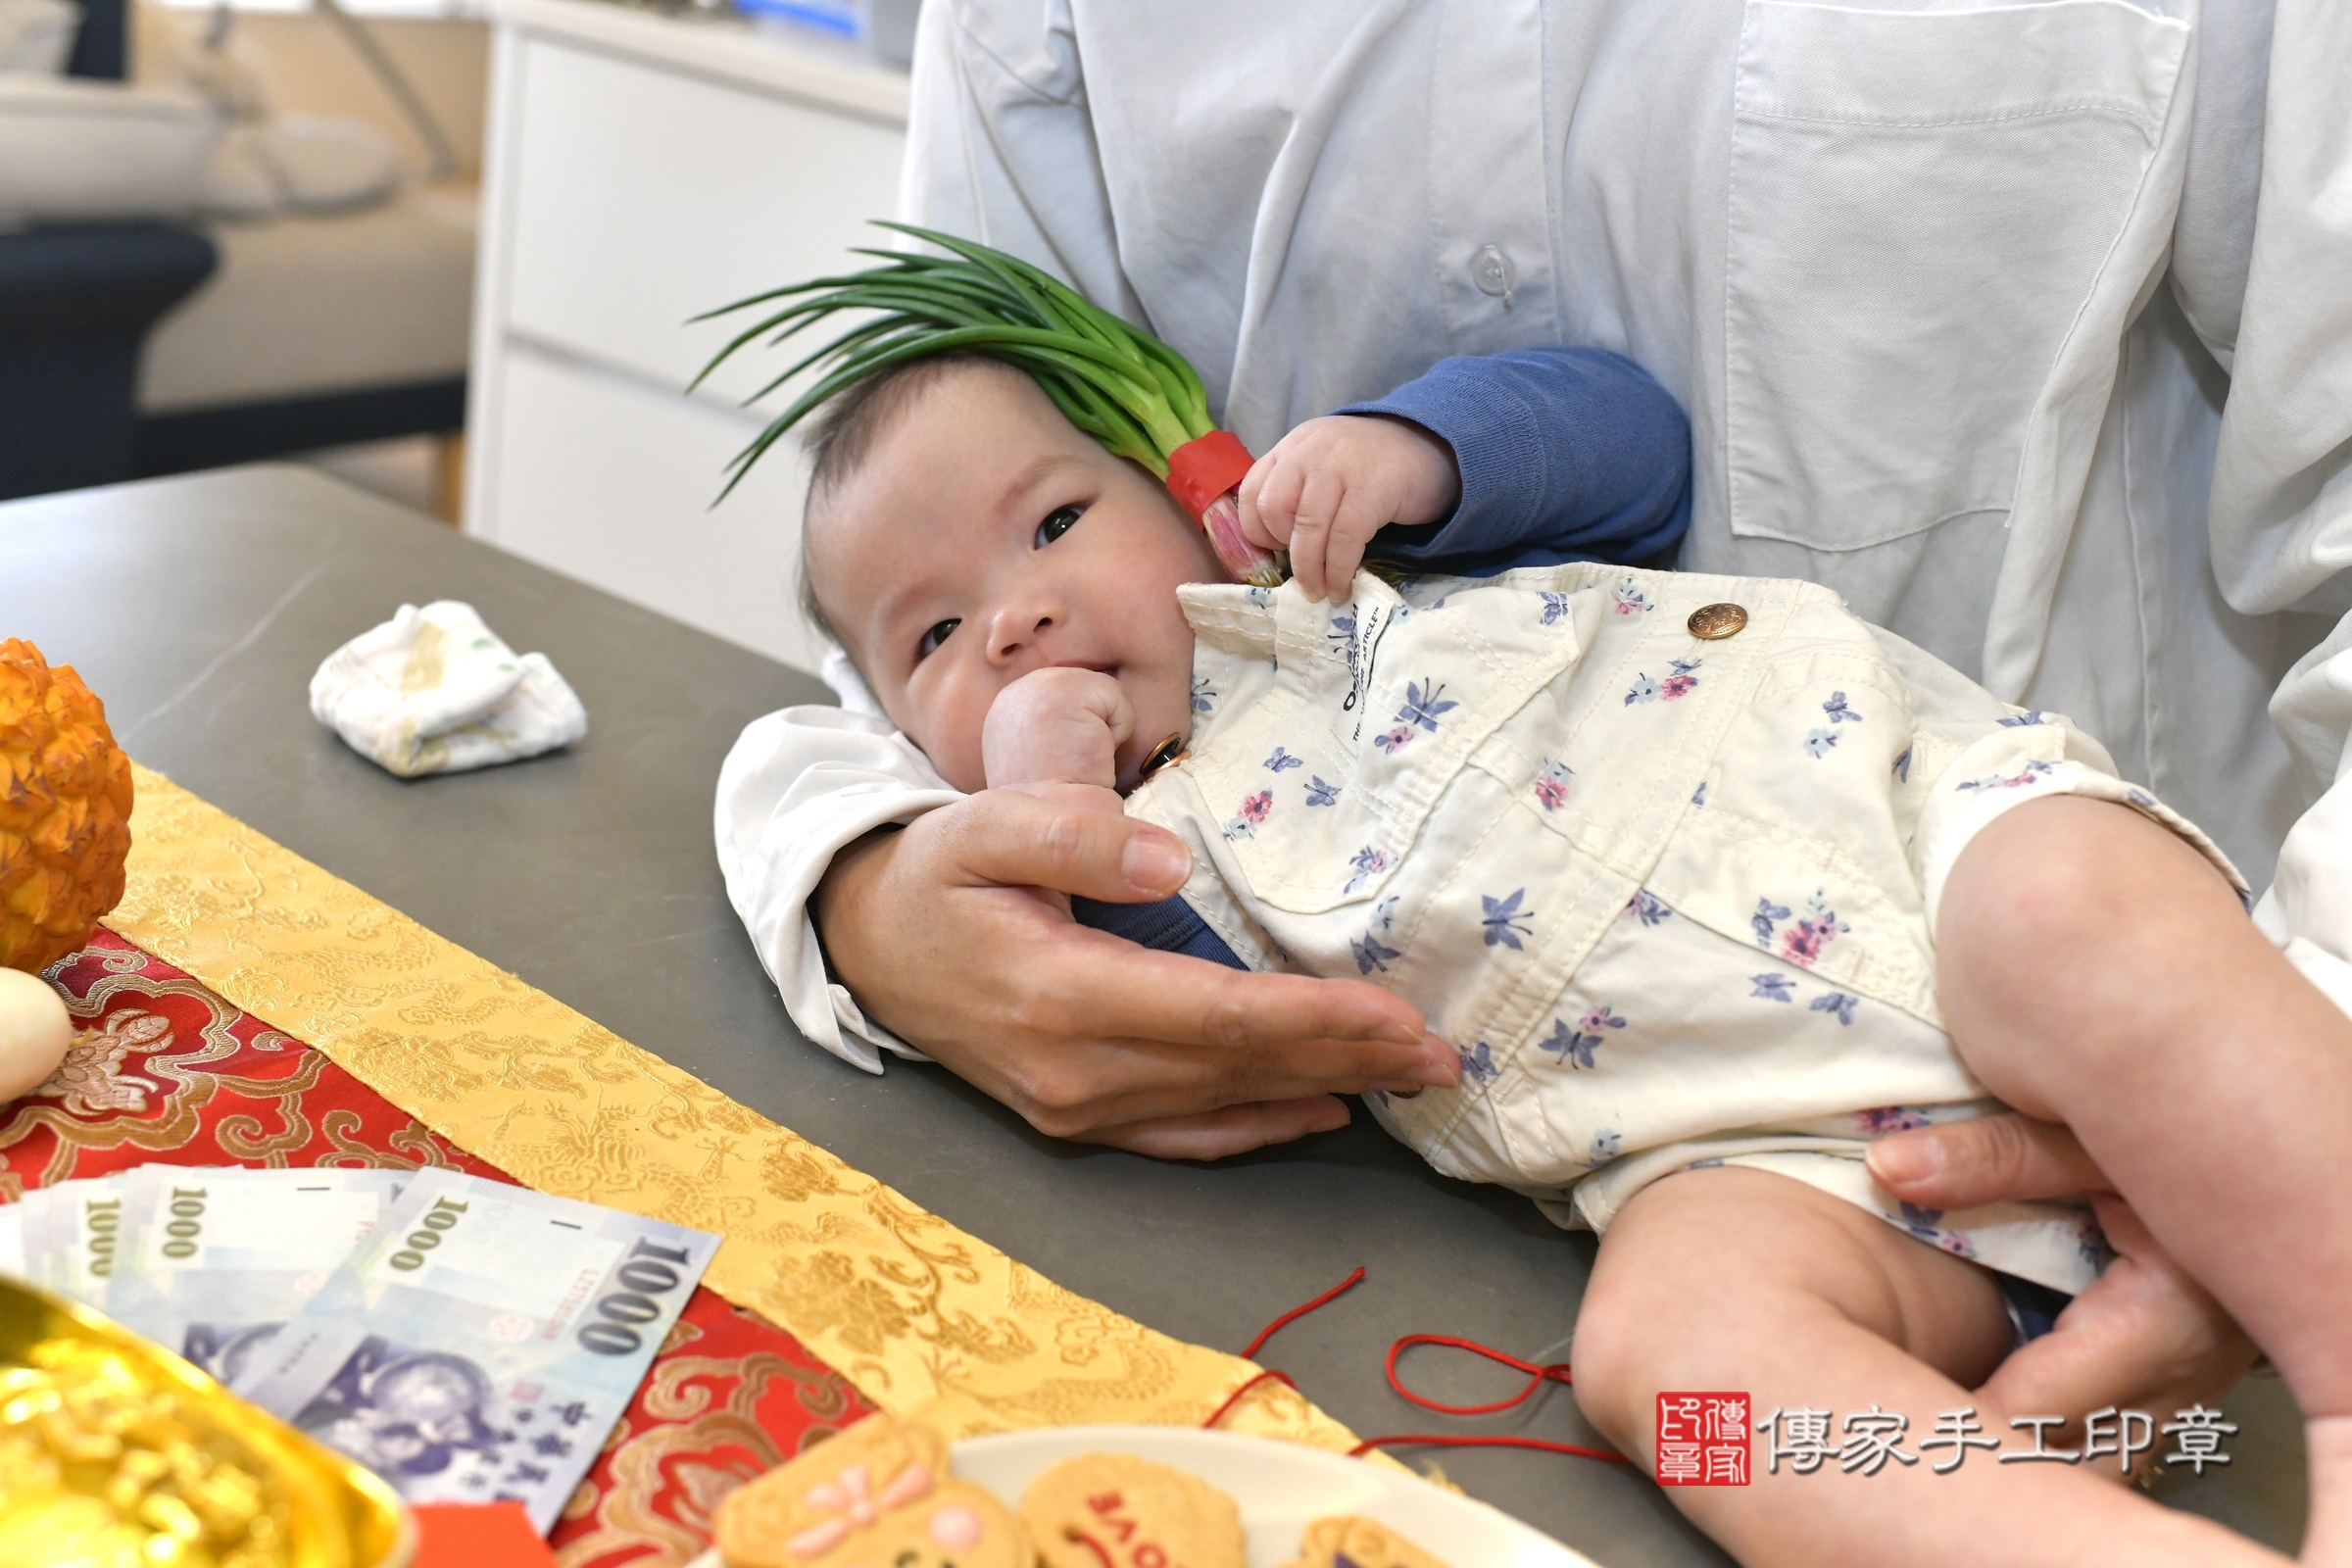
[0,967,73,1102]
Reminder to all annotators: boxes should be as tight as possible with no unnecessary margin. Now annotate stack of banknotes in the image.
[0,1165,719,1533]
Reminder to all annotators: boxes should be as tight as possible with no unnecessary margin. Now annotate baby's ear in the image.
[1178,582,1276,662]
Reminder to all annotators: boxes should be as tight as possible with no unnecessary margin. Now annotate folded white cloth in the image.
[310,601,587,778]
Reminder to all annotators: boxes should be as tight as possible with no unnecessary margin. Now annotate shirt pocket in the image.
[1723,0,2188,553]
[1192,583,1605,915]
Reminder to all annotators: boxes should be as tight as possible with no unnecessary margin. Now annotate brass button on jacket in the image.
[1688,603,1749,640]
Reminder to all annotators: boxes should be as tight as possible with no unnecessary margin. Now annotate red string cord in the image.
[1202,1268,1631,1466]
[1383,1333,1575,1416]
[1240,1266,1365,1359]
[1200,1369,1298,1432]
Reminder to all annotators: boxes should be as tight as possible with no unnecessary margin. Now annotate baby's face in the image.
[808,364,1223,794]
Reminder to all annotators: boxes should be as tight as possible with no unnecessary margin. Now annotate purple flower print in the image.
[1588,1129,1622,1165]
[1543,1005,1625,1069]
[1191,674,1217,715]
[1482,889,1534,950]
[1264,746,1304,772]
[1997,710,2047,727]
[1396,678,1458,733]
[1371,894,1398,932]
[1304,775,1341,808]
[1691,779,1708,808]
[1822,691,1861,724]
[1779,891,1848,969]
[1343,845,1390,895]
[1373,723,1416,754]
[1894,1201,1978,1259]
[1854,1106,1929,1135]
[1750,974,1795,1003]
[1892,746,1914,783]
[1626,659,1701,706]
[1803,728,1840,759]
[1609,576,1652,615]
[1351,932,1401,975]
[1458,1042,1498,1087]
[2078,1215,2111,1269]
[2127,786,2156,809]
[1533,760,1573,812]
[1752,898,1791,947]
[1222,789,1273,841]
[1626,889,1670,926]
[1810,992,1859,1026]
[1541,592,1577,625]
[1956,760,2054,793]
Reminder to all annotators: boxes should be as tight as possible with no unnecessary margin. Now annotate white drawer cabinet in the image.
[466,0,907,670]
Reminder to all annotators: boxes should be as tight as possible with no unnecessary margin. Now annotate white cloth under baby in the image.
[1124,564,2242,1296]
[310,601,586,778]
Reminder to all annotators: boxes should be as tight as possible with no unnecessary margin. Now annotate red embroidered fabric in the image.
[10,929,877,1568]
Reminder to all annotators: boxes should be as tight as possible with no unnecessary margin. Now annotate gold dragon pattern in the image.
[103,765,1371,1455]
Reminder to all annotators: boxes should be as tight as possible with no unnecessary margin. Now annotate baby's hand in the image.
[1238,415,1460,602]
[982,666,1135,810]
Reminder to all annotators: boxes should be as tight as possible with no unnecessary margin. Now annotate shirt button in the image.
[1472,244,1516,298]
[1688,603,1749,640]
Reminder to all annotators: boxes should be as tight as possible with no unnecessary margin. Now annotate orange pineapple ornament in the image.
[0,639,132,973]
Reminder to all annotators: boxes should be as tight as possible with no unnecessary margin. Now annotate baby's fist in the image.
[983,665,1135,797]
[1238,415,1460,601]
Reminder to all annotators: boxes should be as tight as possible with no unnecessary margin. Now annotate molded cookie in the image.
[1020,1451,1248,1568]
[1282,1514,1456,1568]
[716,1412,1027,1568]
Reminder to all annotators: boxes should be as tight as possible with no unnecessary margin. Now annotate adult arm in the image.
[2187,0,2352,1004]
[715,697,1455,1150]
[813,793,1456,1157]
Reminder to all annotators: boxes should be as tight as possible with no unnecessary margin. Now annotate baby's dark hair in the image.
[795,349,1003,653]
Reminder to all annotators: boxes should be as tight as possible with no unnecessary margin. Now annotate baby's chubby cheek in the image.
[886,688,993,796]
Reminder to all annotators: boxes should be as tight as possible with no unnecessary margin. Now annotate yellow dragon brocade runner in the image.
[101,763,1368,1454]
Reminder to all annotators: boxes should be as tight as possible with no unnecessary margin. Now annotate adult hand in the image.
[1866,1110,2111,1207]
[812,787,1461,1159]
[1871,1115,2257,1430]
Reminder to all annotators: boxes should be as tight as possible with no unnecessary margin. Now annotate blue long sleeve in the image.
[1339,346,1691,574]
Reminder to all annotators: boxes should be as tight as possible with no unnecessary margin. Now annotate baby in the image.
[798,351,2352,1567]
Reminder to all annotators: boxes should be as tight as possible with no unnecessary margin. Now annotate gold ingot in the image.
[0,1276,413,1568]
[1687,603,1749,640]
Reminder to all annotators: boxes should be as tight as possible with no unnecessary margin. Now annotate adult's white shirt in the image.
[716,0,2352,1070]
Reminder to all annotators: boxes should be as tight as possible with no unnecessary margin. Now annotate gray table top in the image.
[0,466,2304,1562]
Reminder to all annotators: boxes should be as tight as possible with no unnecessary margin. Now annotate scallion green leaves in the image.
[692,222,1216,502]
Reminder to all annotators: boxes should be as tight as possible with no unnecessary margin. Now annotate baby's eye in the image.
[1034,505,1083,548]
[915,618,960,662]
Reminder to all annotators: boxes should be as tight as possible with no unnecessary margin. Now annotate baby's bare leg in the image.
[1573,1168,2285,1568]
[1940,795,2352,1559]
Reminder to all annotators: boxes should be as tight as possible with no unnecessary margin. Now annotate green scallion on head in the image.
[692,222,1284,587]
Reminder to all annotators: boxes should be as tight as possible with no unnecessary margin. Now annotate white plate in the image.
[686,1424,1604,1568]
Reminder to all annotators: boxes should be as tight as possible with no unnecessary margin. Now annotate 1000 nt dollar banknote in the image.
[104,1165,409,1383]
[233,1170,718,1531]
